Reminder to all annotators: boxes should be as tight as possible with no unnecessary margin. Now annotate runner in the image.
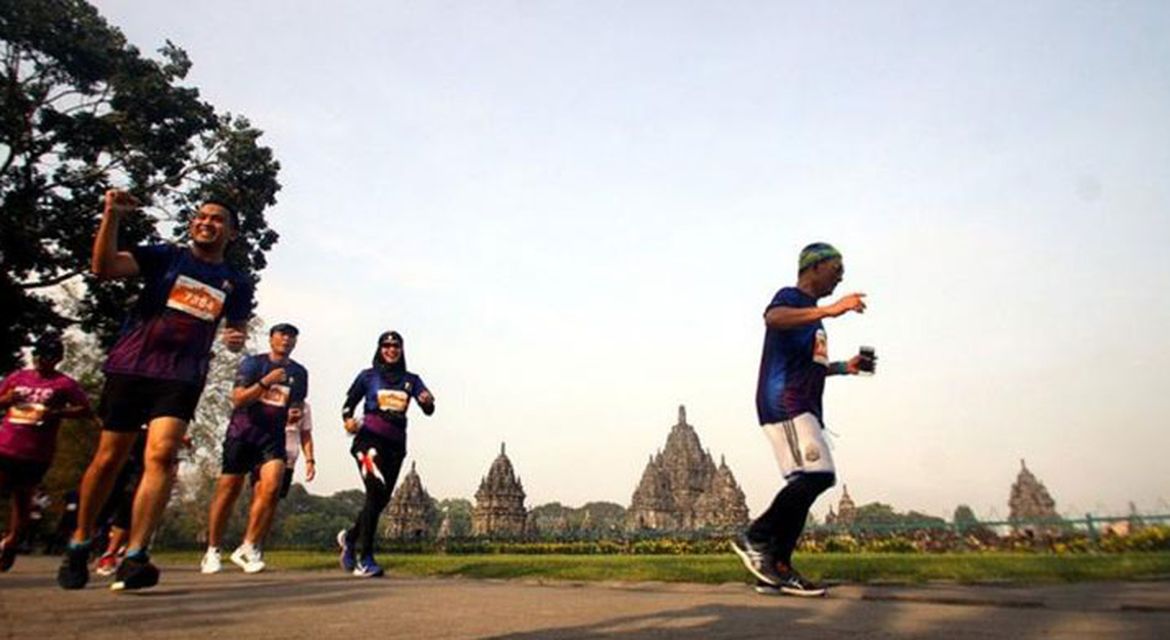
[732,242,872,597]
[201,323,307,574]
[92,432,145,577]
[280,400,315,498]
[58,189,252,591]
[337,331,434,578]
[0,334,92,572]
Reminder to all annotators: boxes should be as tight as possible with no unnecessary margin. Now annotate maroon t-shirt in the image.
[0,369,91,463]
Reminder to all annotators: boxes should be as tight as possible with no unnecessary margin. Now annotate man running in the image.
[281,401,315,498]
[59,190,252,591]
[732,242,872,597]
[0,334,92,571]
[201,323,307,574]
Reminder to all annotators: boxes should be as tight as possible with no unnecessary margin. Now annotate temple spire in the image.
[678,405,686,425]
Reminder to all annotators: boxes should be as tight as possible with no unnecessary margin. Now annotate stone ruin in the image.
[472,442,528,538]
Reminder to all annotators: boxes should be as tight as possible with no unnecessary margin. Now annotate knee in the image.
[143,445,179,472]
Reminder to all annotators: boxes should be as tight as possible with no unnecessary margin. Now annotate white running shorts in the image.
[762,412,836,479]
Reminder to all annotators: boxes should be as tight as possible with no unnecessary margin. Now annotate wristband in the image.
[258,380,271,390]
[306,459,315,464]
[829,361,849,375]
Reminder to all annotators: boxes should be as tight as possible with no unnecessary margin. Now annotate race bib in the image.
[813,329,829,366]
[377,389,410,412]
[260,384,291,408]
[7,403,47,426]
[166,275,226,322]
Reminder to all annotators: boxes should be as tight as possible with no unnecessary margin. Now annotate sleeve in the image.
[129,244,175,282]
[409,374,430,400]
[292,365,309,404]
[300,402,313,433]
[764,287,803,313]
[341,372,366,419]
[65,379,92,410]
[233,356,262,389]
[223,277,254,325]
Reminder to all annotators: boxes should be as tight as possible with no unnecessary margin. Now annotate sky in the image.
[87,0,1170,521]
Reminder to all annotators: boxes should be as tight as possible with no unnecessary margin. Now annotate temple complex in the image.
[626,406,749,532]
[385,461,436,540]
[472,443,528,538]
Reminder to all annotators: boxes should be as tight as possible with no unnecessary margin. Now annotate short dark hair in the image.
[270,323,299,337]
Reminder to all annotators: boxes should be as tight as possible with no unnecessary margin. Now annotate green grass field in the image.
[157,551,1170,585]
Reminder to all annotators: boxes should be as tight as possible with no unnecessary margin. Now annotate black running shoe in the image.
[57,544,91,590]
[776,566,827,597]
[730,532,784,586]
[110,555,159,591]
[753,580,782,596]
[0,539,16,572]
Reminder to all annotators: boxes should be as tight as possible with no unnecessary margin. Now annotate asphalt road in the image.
[2,556,1168,639]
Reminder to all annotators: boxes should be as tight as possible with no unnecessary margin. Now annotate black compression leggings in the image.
[346,431,406,557]
[747,472,835,566]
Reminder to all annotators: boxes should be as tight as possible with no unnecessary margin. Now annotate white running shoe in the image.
[200,548,222,574]
[230,544,266,574]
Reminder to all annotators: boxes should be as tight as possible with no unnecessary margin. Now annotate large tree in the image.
[0,0,281,370]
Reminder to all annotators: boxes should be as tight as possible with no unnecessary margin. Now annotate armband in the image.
[829,361,849,375]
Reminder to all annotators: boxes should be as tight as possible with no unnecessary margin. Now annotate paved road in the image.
[2,557,1169,639]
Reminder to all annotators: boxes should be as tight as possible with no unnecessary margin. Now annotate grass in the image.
[155,550,1170,585]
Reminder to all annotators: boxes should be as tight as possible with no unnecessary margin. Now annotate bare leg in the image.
[206,475,245,548]
[243,459,285,546]
[71,431,137,543]
[125,417,186,552]
[3,486,32,548]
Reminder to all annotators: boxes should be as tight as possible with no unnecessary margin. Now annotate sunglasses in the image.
[380,342,402,348]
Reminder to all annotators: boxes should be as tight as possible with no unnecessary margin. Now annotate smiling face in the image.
[379,340,403,364]
[189,203,237,252]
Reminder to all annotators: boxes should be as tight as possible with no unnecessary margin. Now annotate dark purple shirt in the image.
[226,354,309,446]
[343,368,429,445]
[103,244,253,384]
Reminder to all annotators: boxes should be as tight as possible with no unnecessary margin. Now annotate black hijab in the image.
[372,330,407,385]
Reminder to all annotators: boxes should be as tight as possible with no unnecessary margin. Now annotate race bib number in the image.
[7,403,47,426]
[166,275,226,322]
[377,389,410,412]
[813,329,829,366]
[260,384,291,408]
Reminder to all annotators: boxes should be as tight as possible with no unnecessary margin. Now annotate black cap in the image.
[32,333,64,360]
[270,323,299,336]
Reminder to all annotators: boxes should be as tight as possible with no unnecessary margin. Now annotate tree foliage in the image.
[0,0,281,370]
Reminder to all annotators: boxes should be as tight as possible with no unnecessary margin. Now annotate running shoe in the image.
[775,566,828,597]
[337,529,355,572]
[753,579,782,596]
[230,544,266,574]
[0,539,16,572]
[352,555,384,578]
[110,554,159,591]
[730,532,783,586]
[94,551,120,577]
[56,543,90,590]
[200,547,222,574]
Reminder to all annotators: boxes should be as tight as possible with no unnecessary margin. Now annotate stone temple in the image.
[626,406,749,532]
[1008,459,1059,533]
[824,484,857,527]
[385,461,436,540]
[472,443,528,538]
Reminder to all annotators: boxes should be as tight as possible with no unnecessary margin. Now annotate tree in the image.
[436,498,473,538]
[0,0,281,370]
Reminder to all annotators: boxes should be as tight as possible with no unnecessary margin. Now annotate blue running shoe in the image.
[337,529,355,572]
[353,555,384,578]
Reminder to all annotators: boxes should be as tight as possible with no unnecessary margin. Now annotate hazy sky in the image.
[88,0,1170,521]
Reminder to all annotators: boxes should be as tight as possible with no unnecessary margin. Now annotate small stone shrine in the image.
[472,443,528,538]
[385,461,436,540]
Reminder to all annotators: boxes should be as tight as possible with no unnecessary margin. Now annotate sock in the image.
[68,539,91,550]
[125,548,148,561]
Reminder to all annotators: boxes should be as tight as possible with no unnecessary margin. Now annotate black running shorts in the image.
[221,437,285,475]
[98,374,203,432]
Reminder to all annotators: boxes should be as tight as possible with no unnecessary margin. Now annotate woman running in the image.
[337,330,434,577]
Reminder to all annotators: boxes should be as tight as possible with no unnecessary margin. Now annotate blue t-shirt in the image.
[344,368,429,444]
[103,244,254,384]
[755,287,829,425]
[226,354,308,446]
